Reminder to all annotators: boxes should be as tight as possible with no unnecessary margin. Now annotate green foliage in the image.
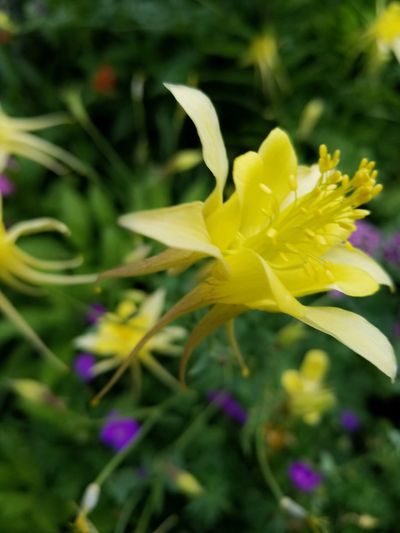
[0,0,399,531]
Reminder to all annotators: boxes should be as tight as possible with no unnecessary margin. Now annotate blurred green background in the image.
[0,1,400,531]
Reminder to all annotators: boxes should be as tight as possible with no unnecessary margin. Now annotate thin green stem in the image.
[80,118,132,184]
[255,425,283,502]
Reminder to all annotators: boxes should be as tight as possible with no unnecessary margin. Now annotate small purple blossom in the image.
[100,413,141,452]
[207,390,247,424]
[74,353,96,382]
[349,220,381,256]
[288,461,322,492]
[328,289,345,299]
[394,321,400,338]
[86,303,107,325]
[383,233,400,267]
[0,174,15,197]
[340,410,360,432]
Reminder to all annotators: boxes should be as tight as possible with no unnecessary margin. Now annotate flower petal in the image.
[210,249,304,317]
[137,288,165,326]
[328,264,379,297]
[281,164,321,210]
[258,128,297,203]
[300,306,397,379]
[232,151,270,236]
[164,83,228,213]
[324,245,393,290]
[119,202,223,260]
[205,192,241,250]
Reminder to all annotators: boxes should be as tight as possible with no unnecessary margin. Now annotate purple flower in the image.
[328,289,345,299]
[86,303,107,325]
[394,321,400,338]
[288,461,322,492]
[383,233,400,267]
[100,413,141,452]
[0,174,15,197]
[74,353,96,382]
[349,220,381,256]
[207,390,247,424]
[340,410,360,432]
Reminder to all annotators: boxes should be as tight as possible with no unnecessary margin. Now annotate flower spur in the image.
[0,195,96,368]
[0,104,90,175]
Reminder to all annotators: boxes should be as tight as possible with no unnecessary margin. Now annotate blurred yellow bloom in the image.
[297,99,325,141]
[165,463,203,497]
[9,378,65,409]
[97,84,396,401]
[76,289,185,390]
[0,197,95,368]
[282,349,336,424]
[0,11,15,33]
[241,33,287,94]
[276,321,307,348]
[368,2,400,63]
[163,149,202,175]
[74,482,101,532]
[0,105,89,174]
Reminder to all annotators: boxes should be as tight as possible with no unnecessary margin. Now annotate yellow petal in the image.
[324,245,393,290]
[232,151,270,236]
[281,370,303,393]
[301,349,329,382]
[205,192,241,250]
[208,249,304,317]
[100,248,198,280]
[279,259,378,298]
[137,288,165,326]
[164,83,228,214]
[281,164,321,210]
[328,263,379,297]
[210,249,274,305]
[119,202,223,260]
[301,306,397,380]
[258,128,297,203]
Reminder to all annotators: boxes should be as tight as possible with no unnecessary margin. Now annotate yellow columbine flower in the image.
[76,289,185,390]
[0,11,15,33]
[0,105,89,174]
[97,83,396,400]
[282,349,336,424]
[0,196,95,368]
[241,33,287,94]
[368,2,400,63]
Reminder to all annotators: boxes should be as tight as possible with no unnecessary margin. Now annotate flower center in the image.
[251,146,381,275]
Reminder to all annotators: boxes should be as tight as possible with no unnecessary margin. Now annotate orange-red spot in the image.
[92,64,117,95]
